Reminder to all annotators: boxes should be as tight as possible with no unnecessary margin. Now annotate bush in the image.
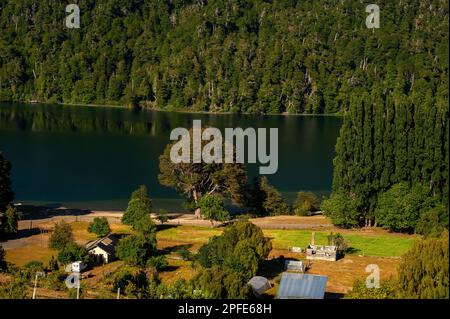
[49,221,74,250]
[22,261,45,280]
[0,278,28,299]
[416,205,449,237]
[41,271,66,291]
[116,235,155,266]
[57,242,89,265]
[345,279,397,299]
[327,233,348,255]
[112,266,155,299]
[87,217,110,238]
[293,192,321,216]
[198,194,230,224]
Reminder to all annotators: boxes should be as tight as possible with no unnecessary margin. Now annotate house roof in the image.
[277,273,327,299]
[86,234,118,255]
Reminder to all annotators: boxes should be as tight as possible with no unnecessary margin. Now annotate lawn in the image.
[263,229,416,257]
[156,225,415,257]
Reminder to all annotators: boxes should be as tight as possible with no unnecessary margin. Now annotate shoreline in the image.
[3,100,344,117]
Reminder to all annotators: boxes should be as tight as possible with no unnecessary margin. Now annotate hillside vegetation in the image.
[0,0,448,114]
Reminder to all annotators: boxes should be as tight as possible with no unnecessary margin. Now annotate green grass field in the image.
[156,225,416,257]
[263,229,416,257]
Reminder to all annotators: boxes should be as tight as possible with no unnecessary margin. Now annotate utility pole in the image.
[117,287,120,299]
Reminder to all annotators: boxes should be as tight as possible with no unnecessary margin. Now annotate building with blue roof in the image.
[277,273,328,299]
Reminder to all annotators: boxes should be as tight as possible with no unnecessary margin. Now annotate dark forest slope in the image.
[0,0,448,113]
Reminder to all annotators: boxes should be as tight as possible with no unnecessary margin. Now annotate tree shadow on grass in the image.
[17,204,92,220]
[158,243,193,255]
[257,257,286,280]
[156,224,179,231]
[0,227,46,242]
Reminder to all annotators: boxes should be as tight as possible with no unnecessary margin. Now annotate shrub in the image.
[87,217,111,238]
[116,235,155,266]
[57,242,89,265]
[198,194,230,224]
[345,279,397,299]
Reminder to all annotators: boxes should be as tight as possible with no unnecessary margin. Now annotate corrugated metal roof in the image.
[277,273,327,299]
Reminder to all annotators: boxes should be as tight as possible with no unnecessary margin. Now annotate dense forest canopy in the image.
[0,0,448,114]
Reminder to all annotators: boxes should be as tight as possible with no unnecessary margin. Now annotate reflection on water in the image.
[0,103,342,211]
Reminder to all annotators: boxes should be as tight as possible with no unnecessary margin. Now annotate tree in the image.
[197,221,271,280]
[158,131,248,218]
[0,245,6,270]
[116,235,155,266]
[321,190,362,227]
[48,221,74,250]
[2,205,19,235]
[87,217,111,238]
[57,242,89,265]
[194,266,253,299]
[375,183,437,232]
[198,194,230,225]
[0,152,14,214]
[251,177,290,216]
[293,191,321,216]
[122,185,152,229]
[397,233,449,299]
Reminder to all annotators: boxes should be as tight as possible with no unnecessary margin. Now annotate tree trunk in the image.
[193,190,201,219]
[194,207,201,219]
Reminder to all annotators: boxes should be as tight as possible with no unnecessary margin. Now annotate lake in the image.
[0,103,342,211]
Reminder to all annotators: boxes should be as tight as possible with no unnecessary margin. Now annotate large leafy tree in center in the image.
[158,131,248,218]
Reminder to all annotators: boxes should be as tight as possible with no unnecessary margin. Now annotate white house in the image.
[85,234,118,264]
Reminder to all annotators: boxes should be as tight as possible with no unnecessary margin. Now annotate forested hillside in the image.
[0,0,448,114]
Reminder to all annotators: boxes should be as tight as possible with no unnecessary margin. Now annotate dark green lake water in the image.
[0,103,342,211]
